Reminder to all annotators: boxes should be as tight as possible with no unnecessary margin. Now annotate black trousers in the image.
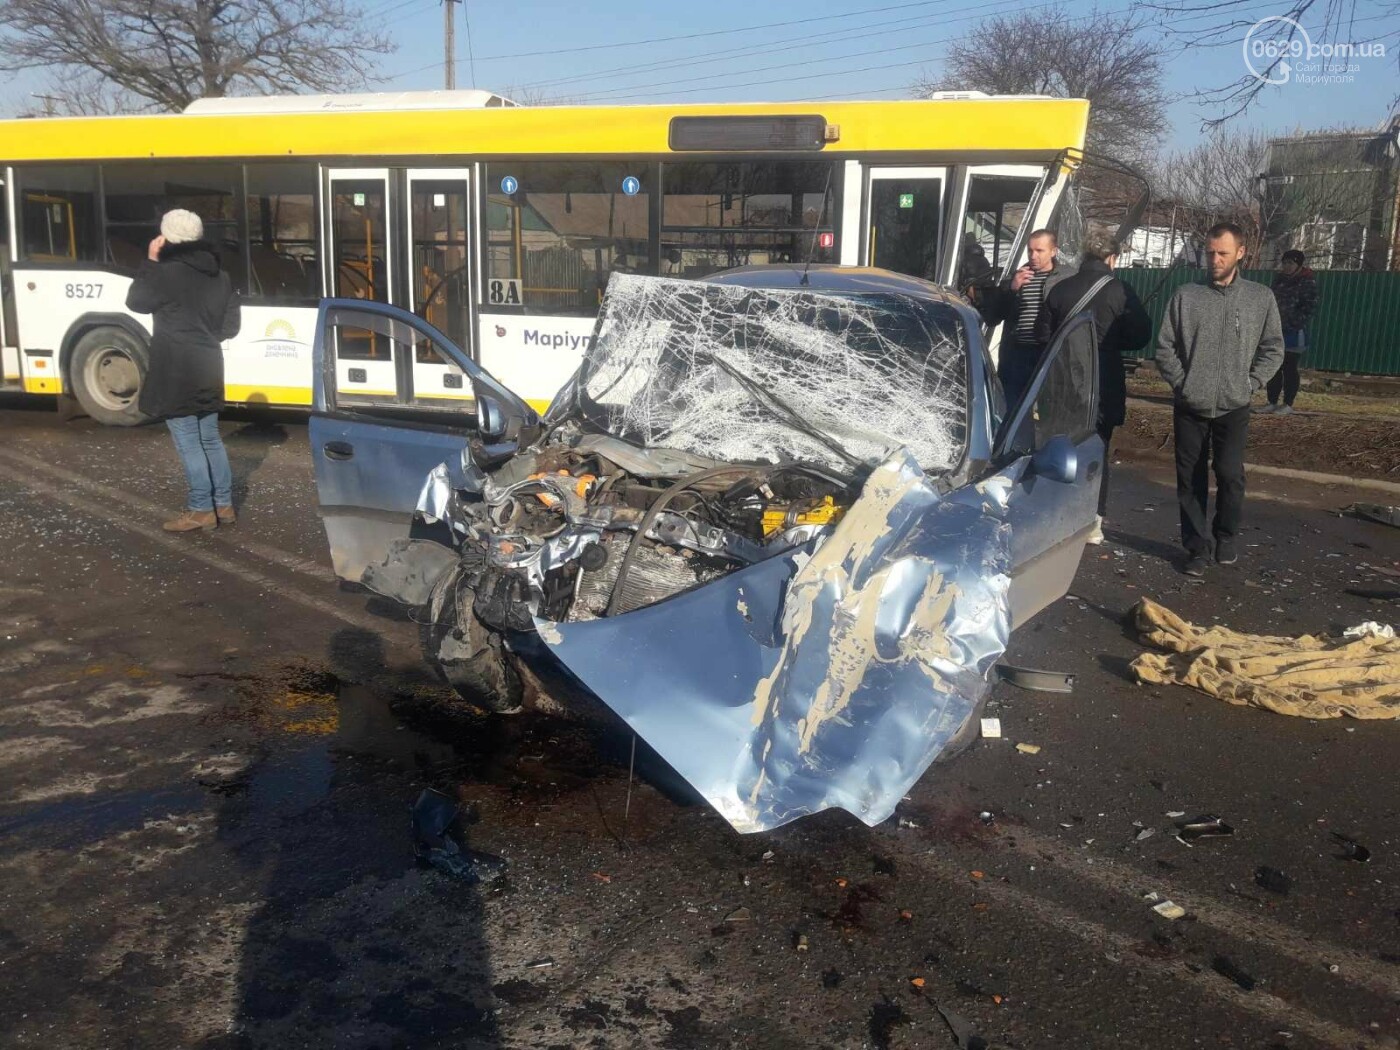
[1173,404,1249,556]
[1266,352,1301,406]
[1097,423,1114,518]
[997,342,1040,408]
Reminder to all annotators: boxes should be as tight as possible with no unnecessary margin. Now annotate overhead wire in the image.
[462,0,477,88]
[511,6,982,93]
[568,0,1055,104]
[382,0,986,84]
[569,0,1134,103]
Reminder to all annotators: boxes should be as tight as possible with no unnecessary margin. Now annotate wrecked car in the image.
[310,267,1102,833]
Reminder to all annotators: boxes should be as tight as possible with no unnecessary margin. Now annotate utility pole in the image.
[443,0,459,90]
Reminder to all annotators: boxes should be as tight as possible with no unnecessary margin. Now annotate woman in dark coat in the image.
[125,209,241,532]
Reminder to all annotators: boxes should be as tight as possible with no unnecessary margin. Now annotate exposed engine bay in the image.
[426,430,856,634]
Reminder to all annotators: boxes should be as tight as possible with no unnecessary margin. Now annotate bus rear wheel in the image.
[69,327,152,427]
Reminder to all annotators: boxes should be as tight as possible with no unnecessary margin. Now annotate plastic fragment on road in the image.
[410,788,507,885]
[1152,900,1186,920]
[1014,742,1041,754]
[1345,503,1400,528]
[1342,621,1395,640]
[1129,598,1400,719]
[995,664,1075,693]
[980,718,1002,739]
[937,1004,990,1050]
[1212,955,1257,991]
[1175,815,1234,843]
[724,906,752,923]
[1331,831,1371,863]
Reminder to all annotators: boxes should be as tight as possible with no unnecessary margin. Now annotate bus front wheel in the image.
[69,327,152,427]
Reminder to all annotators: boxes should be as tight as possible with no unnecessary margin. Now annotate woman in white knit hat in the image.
[126,209,241,531]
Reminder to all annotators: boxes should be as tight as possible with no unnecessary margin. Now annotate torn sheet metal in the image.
[416,447,488,539]
[361,538,460,606]
[533,450,1014,833]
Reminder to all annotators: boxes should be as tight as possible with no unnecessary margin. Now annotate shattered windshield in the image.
[571,274,969,475]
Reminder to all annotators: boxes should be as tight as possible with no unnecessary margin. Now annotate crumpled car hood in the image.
[534,450,1016,833]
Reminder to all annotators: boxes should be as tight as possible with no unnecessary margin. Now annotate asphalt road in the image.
[0,397,1397,1050]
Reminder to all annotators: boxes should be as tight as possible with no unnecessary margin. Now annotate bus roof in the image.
[182,89,517,114]
[0,96,1088,163]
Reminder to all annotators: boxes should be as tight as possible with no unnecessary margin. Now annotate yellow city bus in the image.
[0,89,1090,424]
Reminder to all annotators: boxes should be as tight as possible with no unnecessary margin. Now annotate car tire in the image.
[419,566,524,714]
[68,327,152,426]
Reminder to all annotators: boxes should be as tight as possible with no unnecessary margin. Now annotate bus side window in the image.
[482,162,653,317]
[246,164,319,304]
[101,163,243,282]
[15,165,100,263]
[960,173,1039,288]
[660,160,837,280]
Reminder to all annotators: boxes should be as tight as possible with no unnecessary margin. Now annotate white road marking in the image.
[0,458,390,637]
[0,445,333,582]
[902,846,1386,1049]
[963,820,1400,1003]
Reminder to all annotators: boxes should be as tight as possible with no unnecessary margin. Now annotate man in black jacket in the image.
[1033,231,1151,544]
[126,209,241,532]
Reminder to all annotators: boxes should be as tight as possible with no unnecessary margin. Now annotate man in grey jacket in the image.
[1156,222,1284,577]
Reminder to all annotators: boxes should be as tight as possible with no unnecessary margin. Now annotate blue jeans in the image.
[166,413,232,512]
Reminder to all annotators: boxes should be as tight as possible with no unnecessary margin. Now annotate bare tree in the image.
[1144,0,1400,127]
[912,7,1169,163]
[1153,125,1382,268]
[496,85,582,107]
[0,0,395,114]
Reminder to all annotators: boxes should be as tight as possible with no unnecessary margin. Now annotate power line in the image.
[566,0,1038,103]
[462,0,477,89]
[512,7,983,93]
[445,0,965,62]
[570,0,1106,103]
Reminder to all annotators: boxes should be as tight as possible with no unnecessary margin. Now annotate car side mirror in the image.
[476,393,508,442]
[1029,434,1078,484]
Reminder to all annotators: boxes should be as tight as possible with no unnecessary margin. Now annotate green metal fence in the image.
[1116,267,1400,377]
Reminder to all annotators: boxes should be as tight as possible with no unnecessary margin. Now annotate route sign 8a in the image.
[487,278,522,306]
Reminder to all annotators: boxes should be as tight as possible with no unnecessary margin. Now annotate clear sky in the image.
[2,0,1395,153]
[367,0,1397,152]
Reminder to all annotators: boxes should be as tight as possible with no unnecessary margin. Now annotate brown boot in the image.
[163,510,217,532]
[216,505,236,525]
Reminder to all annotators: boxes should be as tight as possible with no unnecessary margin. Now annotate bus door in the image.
[1,168,17,389]
[862,167,947,281]
[326,169,396,402]
[405,169,474,408]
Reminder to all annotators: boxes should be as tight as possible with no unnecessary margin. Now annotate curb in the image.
[1241,462,1400,497]
[1116,446,1400,497]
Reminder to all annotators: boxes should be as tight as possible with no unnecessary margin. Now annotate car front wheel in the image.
[419,564,524,714]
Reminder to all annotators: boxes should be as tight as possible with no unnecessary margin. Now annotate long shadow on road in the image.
[202,629,502,1050]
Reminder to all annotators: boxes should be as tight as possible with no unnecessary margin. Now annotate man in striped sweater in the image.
[978,229,1075,406]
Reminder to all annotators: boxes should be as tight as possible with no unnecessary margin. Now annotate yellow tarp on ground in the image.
[1130,598,1400,719]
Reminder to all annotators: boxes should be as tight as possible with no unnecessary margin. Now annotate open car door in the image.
[310,299,537,584]
[989,309,1102,627]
